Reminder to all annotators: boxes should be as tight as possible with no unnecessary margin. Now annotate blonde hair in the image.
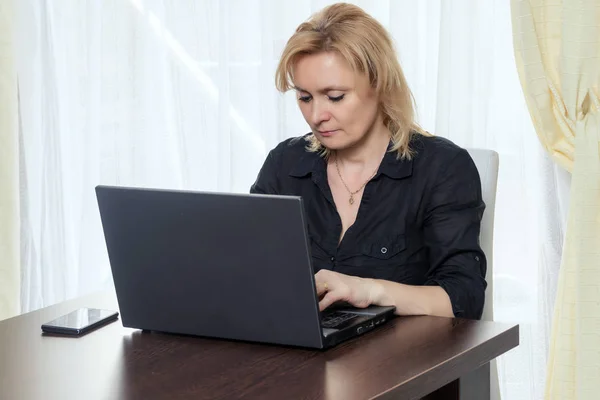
[275,3,427,159]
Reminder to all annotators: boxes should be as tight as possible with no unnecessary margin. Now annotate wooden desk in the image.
[0,290,518,400]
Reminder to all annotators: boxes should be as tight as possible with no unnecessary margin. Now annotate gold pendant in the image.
[349,195,354,205]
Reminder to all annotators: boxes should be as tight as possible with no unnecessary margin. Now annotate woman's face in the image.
[292,51,384,151]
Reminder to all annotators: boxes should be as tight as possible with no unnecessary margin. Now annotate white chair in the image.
[466,148,500,400]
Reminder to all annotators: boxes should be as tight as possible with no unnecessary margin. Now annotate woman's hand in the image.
[314,269,380,311]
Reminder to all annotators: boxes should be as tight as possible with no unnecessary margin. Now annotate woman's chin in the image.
[318,138,358,152]
[315,133,350,150]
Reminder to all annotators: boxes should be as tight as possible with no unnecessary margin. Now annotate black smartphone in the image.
[41,308,119,336]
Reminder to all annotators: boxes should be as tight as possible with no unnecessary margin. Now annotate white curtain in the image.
[15,1,567,399]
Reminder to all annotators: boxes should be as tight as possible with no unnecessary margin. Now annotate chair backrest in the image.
[466,148,499,322]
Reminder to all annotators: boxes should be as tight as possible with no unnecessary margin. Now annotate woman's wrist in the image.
[365,278,454,317]
[367,278,392,306]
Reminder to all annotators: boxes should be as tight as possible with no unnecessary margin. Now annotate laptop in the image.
[95,185,396,349]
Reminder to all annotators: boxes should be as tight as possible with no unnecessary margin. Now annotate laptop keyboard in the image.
[321,311,359,329]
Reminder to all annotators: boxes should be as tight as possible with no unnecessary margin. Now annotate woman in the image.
[251,3,486,320]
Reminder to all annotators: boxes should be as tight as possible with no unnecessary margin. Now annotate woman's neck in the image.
[333,121,391,172]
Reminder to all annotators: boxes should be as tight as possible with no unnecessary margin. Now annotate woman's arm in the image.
[370,280,454,317]
[419,148,487,319]
[314,270,453,318]
[250,150,281,195]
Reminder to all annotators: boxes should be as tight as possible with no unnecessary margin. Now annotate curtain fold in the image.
[511,0,600,398]
[0,0,20,321]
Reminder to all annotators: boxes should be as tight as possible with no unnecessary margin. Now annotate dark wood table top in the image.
[0,290,518,400]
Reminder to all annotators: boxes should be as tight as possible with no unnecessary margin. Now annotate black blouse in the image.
[250,133,487,319]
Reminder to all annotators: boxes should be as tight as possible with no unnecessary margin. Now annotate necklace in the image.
[334,154,378,205]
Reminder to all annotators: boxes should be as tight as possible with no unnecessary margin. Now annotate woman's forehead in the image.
[292,52,368,92]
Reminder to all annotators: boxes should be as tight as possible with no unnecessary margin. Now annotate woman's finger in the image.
[315,280,329,297]
[318,291,341,311]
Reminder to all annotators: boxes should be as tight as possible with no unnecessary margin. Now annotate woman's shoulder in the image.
[269,133,312,156]
[258,133,319,179]
[266,133,318,168]
[410,133,473,166]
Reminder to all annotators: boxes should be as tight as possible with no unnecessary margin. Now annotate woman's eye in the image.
[298,96,312,103]
[329,94,345,102]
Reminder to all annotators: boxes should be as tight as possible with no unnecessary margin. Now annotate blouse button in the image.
[380,247,388,254]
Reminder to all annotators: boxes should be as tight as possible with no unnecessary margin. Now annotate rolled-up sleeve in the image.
[423,149,487,319]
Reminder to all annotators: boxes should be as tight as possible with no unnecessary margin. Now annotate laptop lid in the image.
[95,185,325,348]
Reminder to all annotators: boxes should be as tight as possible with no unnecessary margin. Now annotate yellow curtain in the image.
[511,1,600,399]
[0,0,19,321]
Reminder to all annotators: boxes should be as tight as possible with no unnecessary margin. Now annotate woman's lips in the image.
[318,129,338,137]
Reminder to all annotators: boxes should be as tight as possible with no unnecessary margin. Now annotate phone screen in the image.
[42,308,119,335]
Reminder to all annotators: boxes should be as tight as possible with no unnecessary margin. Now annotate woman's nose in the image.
[310,100,331,126]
